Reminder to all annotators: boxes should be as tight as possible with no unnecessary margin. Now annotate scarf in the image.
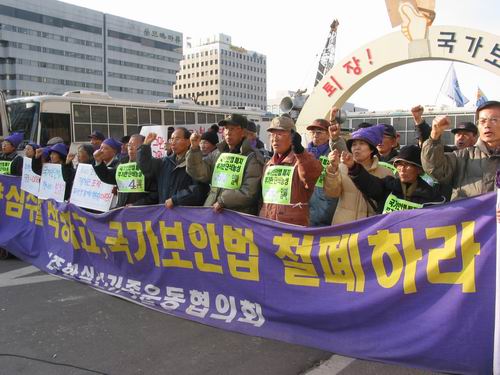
[307,142,330,159]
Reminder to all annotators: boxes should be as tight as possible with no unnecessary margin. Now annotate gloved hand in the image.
[291,130,304,154]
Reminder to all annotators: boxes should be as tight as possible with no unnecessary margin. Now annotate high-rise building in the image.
[0,0,182,101]
[174,34,267,110]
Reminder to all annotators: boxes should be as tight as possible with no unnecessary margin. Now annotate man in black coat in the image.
[137,127,209,208]
[93,134,158,207]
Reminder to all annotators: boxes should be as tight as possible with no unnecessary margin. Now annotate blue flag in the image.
[442,64,469,107]
[476,86,488,107]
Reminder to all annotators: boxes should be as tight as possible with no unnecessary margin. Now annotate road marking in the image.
[0,265,60,288]
[304,355,356,375]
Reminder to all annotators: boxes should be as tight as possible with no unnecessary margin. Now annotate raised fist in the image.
[340,151,354,169]
[144,132,157,146]
[430,115,451,140]
[93,149,104,163]
[35,148,44,159]
[399,1,429,41]
[328,149,340,172]
[190,131,201,149]
[66,153,76,165]
[328,123,341,140]
[329,106,339,124]
[291,130,304,154]
[411,105,424,124]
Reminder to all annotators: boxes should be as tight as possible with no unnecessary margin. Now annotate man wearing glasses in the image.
[421,100,500,200]
[306,107,347,226]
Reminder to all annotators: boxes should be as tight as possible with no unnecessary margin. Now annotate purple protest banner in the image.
[0,174,495,374]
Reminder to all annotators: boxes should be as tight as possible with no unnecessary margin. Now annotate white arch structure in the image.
[296,25,500,131]
[296,25,500,374]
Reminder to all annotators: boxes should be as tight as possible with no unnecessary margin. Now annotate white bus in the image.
[345,106,477,146]
[1,91,273,148]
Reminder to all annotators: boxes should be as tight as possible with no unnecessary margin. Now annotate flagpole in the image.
[434,63,453,105]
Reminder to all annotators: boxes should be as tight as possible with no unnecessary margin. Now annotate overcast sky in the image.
[63,0,500,111]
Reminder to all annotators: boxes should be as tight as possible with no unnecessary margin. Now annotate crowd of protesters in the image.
[1,100,499,227]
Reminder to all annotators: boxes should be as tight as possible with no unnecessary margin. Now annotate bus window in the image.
[74,122,91,142]
[175,111,186,125]
[7,102,39,143]
[73,105,90,123]
[216,114,225,123]
[127,125,140,135]
[197,112,207,124]
[126,108,138,124]
[186,111,195,124]
[110,124,124,139]
[164,110,174,125]
[91,106,108,124]
[109,107,124,124]
[40,113,71,146]
[151,110,161,124]
[207,113,216,124]
[139,109,150,124]
[92,124,108,138]
[392,117,406,132]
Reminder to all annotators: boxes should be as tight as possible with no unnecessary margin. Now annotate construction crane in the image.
[314,19,339,87]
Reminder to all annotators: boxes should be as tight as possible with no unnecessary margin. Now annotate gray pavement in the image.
[0,258,441,375]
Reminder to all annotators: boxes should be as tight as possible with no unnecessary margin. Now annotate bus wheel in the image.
[0,248,9,260]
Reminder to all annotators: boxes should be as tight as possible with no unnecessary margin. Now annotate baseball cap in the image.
[451,122,478,135]
[88,131,105,141]
[380,124,397,138]
[267,116,296,132]
[246,121,257,133]
[306,119,329,131]
[476,100,500,117]
[218,114,248,129]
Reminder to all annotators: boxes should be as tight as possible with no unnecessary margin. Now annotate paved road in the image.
[0,258,440,375]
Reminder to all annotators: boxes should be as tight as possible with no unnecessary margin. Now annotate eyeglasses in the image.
[477,117,499,126]
[309,130,327,135]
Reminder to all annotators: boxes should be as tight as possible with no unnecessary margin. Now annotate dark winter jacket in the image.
[186,138,265,215]
[137,144,209,206]
[93,156,158,207]
[0,151,23,176]
[348,162,446,213]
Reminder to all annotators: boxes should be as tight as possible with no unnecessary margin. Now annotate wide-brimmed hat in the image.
[4,132,24,148]
[346,124,384,152]
[267,116,296,132]
[49,143,68,158]
[392,145,422,169]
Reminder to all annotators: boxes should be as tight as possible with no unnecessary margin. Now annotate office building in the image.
[0,0,182,101]
[174,34,267,110]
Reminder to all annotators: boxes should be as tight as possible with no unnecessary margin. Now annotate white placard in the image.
[140,125,169,159]
[38,164,66,203]
[20,157,40,196]
[70,164,114,212]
